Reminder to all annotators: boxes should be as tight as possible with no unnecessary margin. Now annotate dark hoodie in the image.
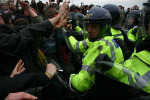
[0,20,53,75]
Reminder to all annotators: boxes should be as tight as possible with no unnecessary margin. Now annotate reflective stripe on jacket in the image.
[70,36,124,92]
[127,50,150,93]
[68,36,92,54]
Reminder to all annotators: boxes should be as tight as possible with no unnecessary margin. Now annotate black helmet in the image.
[137,0,150,40]
[69,4,75,12]
[102,4,122,29]
[68,12,84,29]
[83,6,112,41]
[68,12,76,20]
[125,10,141,27]
[74,13,84,28]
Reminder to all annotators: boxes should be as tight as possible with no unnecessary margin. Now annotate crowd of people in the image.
[0,0,150,100]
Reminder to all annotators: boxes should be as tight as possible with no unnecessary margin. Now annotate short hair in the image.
[14,18,29,26]
[69,4,75,12]
[44,10,58,19]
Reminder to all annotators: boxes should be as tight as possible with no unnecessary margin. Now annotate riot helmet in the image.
[68,12,75,20]
[68,12,76,29]
[83,6,112,42]
[102,4,122,29]
[125,10,141,29]
[74,13,84,28]
[68,12,84,29]
[137,0,150,40]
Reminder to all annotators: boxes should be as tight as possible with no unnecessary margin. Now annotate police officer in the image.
[67,12,84,38]
[102,4,136,58]
[126,10,141,30]
[93,0,150,95]
[120,0,150,93]
[102,4,124,40]
[66,12,89,55]
[68,4,125,56]
[69,7,124,92]
[126,10,141,42]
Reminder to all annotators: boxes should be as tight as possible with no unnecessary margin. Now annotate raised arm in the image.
[48,1,69,27]
[17,0,37,18]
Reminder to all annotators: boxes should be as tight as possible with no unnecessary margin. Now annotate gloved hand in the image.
[71,20,77,30]
[66,30,73,37]
[114,38,132,60]
[120,29,135,52]
[67,30,83,37]
[131,28,138,36]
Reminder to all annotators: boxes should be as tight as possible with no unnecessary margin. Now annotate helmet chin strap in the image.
[88,31,102,42]
[97,27,106,39]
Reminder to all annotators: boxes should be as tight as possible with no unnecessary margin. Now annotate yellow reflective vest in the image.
[123,50,150,93]
[69,36,124,92]
[111,27,124,40]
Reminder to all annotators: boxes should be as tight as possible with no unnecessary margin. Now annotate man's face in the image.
[24,10,29,16]
[0,13,5,25]
[87,23,100,41]
[128,16,135,25]
[74,8,78,13]
[49,6,56,11]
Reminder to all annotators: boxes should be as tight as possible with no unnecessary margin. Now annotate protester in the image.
[0,1,68,99]
[0,0,68,75]
[0,59,57,99]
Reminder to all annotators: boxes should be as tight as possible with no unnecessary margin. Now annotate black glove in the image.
[66,30,73,37]
[120,29,135,52]
[131,28,138,36]
[67,30,83,37]
[71,20,77,30]
[136,36,150,52]
[114,38,132,60]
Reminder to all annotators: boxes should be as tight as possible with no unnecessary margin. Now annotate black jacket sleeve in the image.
[0,20,53,56]
[0,72,49,99]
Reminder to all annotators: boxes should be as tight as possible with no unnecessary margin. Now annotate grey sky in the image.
[70,0,147,10]
[32,0,147,10]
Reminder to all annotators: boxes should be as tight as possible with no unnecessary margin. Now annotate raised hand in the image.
[54,10,68,29]
[17,0,31,11]
[57,1,69,18]
[10,59,25,78]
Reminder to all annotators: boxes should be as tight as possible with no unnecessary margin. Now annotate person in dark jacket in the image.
[0,59,57,99]
[0,0,68,76]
